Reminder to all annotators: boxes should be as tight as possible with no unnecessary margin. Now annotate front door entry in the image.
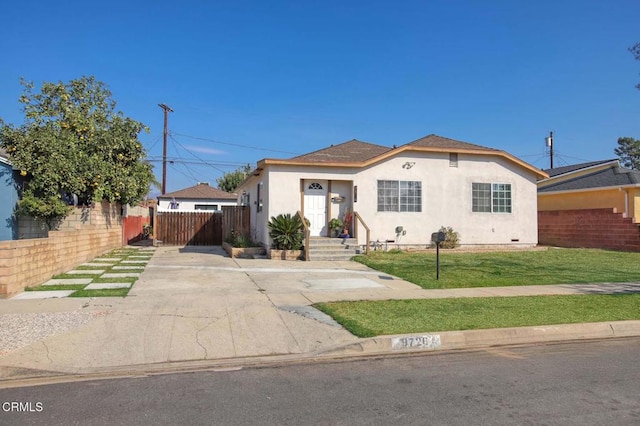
[304,181,327,237]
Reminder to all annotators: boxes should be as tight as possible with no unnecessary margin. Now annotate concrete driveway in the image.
[0,246,422,377]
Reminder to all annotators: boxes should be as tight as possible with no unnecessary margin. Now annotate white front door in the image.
[304,181,327,237]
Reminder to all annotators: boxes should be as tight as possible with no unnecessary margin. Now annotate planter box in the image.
[268,249,303,260]
[222,242,265,258]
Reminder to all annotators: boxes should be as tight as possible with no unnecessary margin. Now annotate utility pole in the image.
[545,131,554,169]
[158,103,173,194]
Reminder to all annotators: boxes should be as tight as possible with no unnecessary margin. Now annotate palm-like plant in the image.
[267,213,304,250]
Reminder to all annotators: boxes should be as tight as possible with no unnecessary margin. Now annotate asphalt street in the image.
[1,337,639,425]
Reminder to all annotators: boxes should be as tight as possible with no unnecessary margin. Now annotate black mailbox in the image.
[431,231,446,243]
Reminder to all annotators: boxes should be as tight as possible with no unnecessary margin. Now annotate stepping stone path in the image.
[43,278,93,286]
[15,247,155,299]
[102,273,141,278]
[12,291,75,299]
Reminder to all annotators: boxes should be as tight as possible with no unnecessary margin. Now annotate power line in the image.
[169,134,226,174]
[172,131,302,155]
[145,157,248,167]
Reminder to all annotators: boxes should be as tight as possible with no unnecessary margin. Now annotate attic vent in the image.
[197,182,209,186]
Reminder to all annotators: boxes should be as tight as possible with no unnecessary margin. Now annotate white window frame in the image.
[472,182,512,213]
[377,180,422,212]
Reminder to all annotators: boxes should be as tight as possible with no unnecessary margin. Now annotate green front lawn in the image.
[353,248,640,289]
[315,294,640,337]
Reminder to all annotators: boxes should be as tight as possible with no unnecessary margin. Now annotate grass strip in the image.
[314,294,640,337]
[353,248,640,289]
[26,285,87,291]
[71,288,130,298]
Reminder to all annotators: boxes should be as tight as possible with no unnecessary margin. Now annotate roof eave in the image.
[256,146,548,179]
[538,183,640,195]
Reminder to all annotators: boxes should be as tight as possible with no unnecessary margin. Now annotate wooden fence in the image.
[155,206,249,246]
[222,205,250,241]
[156,212,222,245]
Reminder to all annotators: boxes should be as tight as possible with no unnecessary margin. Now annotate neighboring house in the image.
[0,148,19,240]
[537,159,640,251]
[538,159,640,222]
[157,182,237,212]
[236,134,548,250]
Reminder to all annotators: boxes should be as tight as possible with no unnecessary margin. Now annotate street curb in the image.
[320,320,640,356]
[2,321,640,389]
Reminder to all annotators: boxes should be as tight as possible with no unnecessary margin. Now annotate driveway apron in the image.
[1,246,394,376]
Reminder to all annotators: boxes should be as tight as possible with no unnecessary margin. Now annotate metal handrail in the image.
[353,211,371,255]
[296,210,310,261]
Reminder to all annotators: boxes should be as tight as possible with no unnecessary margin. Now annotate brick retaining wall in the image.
[538,208,640,252]
[0,202,123,298]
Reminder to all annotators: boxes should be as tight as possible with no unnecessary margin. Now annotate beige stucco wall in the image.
[253,151,539,248]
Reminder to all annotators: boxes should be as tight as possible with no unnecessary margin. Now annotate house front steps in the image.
[307,237,361,261]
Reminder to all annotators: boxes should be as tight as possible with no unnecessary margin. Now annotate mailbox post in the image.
[431,231,446,280]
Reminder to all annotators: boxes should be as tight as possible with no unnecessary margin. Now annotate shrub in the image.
[438,226,460,249]
[267,213,305,250]
[225,230,259,248]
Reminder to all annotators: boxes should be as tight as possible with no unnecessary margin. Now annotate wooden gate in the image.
[156,212,223,245]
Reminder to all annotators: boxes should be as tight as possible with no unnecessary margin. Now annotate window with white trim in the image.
[472,183,511,213]
[377,180,422,212]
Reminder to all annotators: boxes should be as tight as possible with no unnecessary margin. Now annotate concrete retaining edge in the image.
[321,320,640,356]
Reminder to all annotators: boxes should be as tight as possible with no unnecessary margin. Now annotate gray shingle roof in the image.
[539,165,640,192]
[543,159,618,177]
[158,183,237,200]
[289,139,392,163]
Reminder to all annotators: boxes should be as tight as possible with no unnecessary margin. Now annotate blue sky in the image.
[1,0,639,193]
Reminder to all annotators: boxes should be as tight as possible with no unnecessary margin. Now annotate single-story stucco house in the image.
[236,134,548,251]
[157,182,237,212]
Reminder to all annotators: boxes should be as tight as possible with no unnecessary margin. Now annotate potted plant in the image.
[267,213,305,259]
[328,218,343,237]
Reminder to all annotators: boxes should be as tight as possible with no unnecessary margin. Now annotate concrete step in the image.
[306,237,361,261]
[310,253,359,261]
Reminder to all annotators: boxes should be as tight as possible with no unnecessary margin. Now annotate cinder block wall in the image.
[0,201,123,298]
[538,208,640,252]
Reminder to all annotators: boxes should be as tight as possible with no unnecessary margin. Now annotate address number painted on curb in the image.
[391,335,442,350]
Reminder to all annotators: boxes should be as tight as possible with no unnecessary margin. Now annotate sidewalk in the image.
[1,245,639,384]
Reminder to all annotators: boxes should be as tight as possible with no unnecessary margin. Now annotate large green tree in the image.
[216,164,252,192]
[615,137,640,170]
[0,76,154,228]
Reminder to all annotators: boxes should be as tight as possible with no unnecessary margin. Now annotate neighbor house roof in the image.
[542,159,618,178]
[158,183,237,200]
[253,134,547,179]
[538,162,640,193]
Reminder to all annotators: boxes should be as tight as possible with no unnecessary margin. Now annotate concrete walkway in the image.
[1,245,639,383]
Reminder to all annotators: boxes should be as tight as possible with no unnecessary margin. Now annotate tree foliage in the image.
[0,76,154,226]
[216,164,252,192]
[614,136,640,170]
